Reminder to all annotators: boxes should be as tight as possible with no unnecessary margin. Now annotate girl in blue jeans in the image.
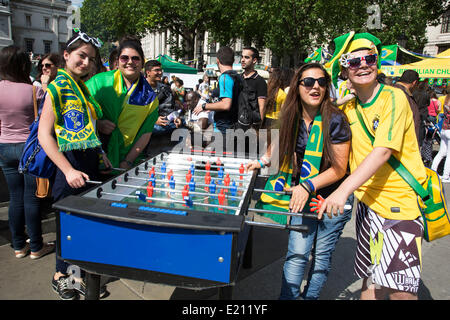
[0,45,54,259]
[247,63,352,300]
[39,30,108,300]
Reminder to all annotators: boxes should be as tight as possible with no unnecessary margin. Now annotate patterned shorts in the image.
[354,201,424,294]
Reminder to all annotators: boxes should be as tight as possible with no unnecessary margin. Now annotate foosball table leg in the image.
[218,285,234,300]
[85,272,101,300]
[243,226,253,269]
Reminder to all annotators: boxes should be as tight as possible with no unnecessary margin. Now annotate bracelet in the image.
[260,156,270,166]
[298,182,311,194]
[305,179,315,193]
[258,160,265,168]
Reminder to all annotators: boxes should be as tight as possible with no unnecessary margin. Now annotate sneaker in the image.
[51,275,79,300]
[15,243,30,258]
[30,242,55,260]
[74,279,107,299]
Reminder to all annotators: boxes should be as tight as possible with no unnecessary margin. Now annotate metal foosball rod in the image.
[155,153,249,169]
[98,191,241,211]
[127,175,248,192]
[150,158,248,170]
[245,221,308,233]
[87,181,309,233]
[252,189,352,211]
[136,166,252,179]
[98,191,309,233]
[112,181,242,200]
[135,165,251,185]
[142,163,252,176]
[247,207,318,219]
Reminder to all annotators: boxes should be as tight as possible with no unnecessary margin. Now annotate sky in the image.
[71,0,83,7]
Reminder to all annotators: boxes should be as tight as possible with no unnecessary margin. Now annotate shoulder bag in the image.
[18,86,55,198]
[355,106,450,242]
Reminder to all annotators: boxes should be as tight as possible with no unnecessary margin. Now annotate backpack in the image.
[236,76,262,130]
[222,70,262,130]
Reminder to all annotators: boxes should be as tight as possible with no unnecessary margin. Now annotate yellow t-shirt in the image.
[438,95,447,115]
[265,88,287,120]
[342,84,427,220]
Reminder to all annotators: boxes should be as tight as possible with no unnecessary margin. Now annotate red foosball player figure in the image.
[239,163,244,180]
[181,188,189,207]
[205,172,211,185]
[223,173,230,192]
[167,169,173,181]
[186,170,192,183]
[218,189,225,210]
[146,183,153,203]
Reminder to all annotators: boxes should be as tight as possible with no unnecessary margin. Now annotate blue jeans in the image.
[152,119,186,137]
[279,193,353,300]
[0,143,42,252]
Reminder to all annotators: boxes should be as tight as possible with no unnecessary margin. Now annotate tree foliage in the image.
[80,0,448,66]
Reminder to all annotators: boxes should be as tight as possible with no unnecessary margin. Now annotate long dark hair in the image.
[263,67,283,118]
[0,45,32,84]
[277,62,349,170]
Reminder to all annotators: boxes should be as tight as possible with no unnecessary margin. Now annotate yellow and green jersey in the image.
[342,84,427,220]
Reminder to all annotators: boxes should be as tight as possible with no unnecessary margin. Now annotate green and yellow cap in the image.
[325,32,382,87]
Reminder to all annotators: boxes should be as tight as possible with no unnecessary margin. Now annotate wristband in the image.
[258,160,265,168]
[305,179,315,193]
[260,156,270,166]
[202,102,207,111]
[298,182,311,194]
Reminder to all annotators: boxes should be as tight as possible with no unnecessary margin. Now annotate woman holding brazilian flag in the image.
[246,62,353,300]
[86,35,159,170]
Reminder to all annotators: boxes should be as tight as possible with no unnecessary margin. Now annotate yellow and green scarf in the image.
[256,112,323,224]
[47,69,103,152]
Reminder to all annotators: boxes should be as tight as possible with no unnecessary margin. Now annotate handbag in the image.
[18,86,55,198]
[355,107,450,242]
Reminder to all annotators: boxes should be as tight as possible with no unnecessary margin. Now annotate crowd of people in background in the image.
[0,28,449,301]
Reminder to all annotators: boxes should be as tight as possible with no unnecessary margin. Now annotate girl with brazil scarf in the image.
[86,36,159,170]
[246,63,352,300]
[38,30,110,300]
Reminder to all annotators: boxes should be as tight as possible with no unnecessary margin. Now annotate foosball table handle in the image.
[286,224,309,233]
[245,220,309,233]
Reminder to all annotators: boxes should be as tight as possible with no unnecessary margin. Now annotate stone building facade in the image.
[7,0,73,55]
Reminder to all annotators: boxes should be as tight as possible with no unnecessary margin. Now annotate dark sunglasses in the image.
[119,55,141,63]
[299,77,327,88]
[348,54,377,69]
[42,63,54,69]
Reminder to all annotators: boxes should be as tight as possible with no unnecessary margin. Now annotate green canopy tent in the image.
[156,54,198,74]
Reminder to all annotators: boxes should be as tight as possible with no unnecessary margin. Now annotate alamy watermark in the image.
[170,128,281,174]
[367,4,381,30]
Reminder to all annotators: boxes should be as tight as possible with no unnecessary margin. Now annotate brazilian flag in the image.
[255,113,323,225]
[304,47,323,63]
[381,45,398,64]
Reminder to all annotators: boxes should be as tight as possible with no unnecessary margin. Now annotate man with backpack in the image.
[238,47,267,130]
[193,46,240,134]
